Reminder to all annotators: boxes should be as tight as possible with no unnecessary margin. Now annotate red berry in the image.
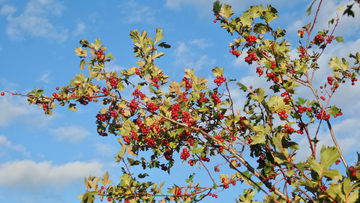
[1,92,4,96]
[56,87,59,90]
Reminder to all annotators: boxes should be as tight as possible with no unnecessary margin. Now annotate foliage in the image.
[3,1,360,203]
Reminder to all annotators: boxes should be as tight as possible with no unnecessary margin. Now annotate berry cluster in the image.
[182,111,194,126]
[246,35,257,46]
[109,76,118,89]
[299,47,306,58]
[314,34,324,45]
[164,149,173,160]
[213,14,220,23]
[171,103,181,120]
[257,154,266,166]
[147,102,159,113]
[247,137,253,144]
[182,77,192,91]
[160,163,168,171]
[256,67,263,76]
[297,122,305,134]
[211,92,221,104]
[78,97,91,106]
[180,148,190,160]
[283,124,294,134]
[218,113,225,120]
[266,72,279,83]
[298,29,305,38]
[96,49,104,61]
[152,74,164,88]
[326,35,334,44]
[278,110,289,119]
[351,77,358,86]
[135,68,142,77]
[335,159,341,165]
[269,61,276,69]
[349,166,357,177]
[102,87,108,96]
[131,129,139,141]
[208,193,218,198]
[129,99,138,111]
[245,52,258,64]
[136,118,150,136]
[197,92,209,103]
[229,47,241,57]
[327,76,334,85]
[315,109,330,120]
[96,113,110,122]
[52,92,59,99]
[214,75,226,86]
[320,185,328,191]
[132,89,145,100]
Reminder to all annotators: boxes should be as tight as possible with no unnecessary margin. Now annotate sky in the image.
[1,0,360,202]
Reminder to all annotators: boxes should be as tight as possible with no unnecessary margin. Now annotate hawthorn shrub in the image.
[2,1,360,203]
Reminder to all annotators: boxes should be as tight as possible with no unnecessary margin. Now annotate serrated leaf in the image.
[334,36,344,43]
[237,82,248,91]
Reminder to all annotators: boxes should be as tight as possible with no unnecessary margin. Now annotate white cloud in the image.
[74,22,85,36]
[38,72,50,83]
[119,0,155,24]
[0,135,30,157]
[106,62,126,72]
[0,95,32,127]
[6,0,68,42]
[0,5,16,15]
[189,39,211,49]
[0,160,103,189]
[95,143,117,156]
[49,125,91,143]
[173,42,216,71]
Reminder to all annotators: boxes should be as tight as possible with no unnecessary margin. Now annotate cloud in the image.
[106,62,126,72]
[0,5,16,15]
[6,0,68,42]
[74,22,85,36]
[38,72,51,83]
[189,39,211,49]
[95,143,117,156]
[119,0,155,24]
[0,160,103,189]
[0,135,31,157]
[173,41,216,71]
[49,126,91,143]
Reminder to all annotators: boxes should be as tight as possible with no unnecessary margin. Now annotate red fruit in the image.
[1,92,4,96]
[107,197,112,201]
[56,87,59,90]
[76,83,80,87]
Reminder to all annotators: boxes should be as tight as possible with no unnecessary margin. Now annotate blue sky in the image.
[1,0,360,202]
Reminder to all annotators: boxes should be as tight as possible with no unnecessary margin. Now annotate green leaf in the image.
[306,0,317,16]
[327,105,340,117]
[334,36,344,43]
[307,145,340,179]
[213,1,222,15]
[155,28,164,44]
[158,42,171,49]
[237,82,248,91]
[185,173,195,183]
